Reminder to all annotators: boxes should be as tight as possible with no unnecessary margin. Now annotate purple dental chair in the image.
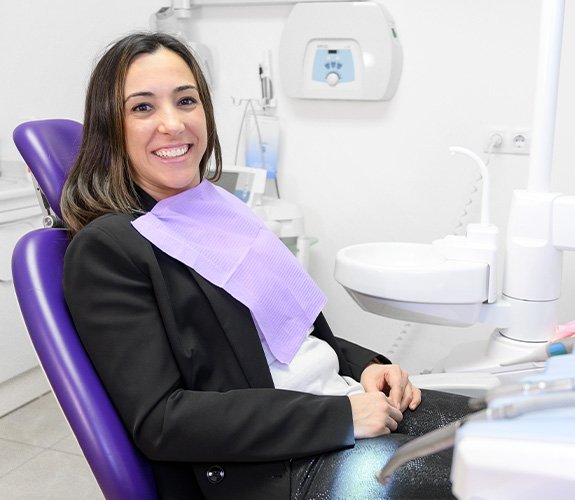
[11,119,157,500]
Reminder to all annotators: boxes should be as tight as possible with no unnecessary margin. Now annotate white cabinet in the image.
[0,175,42,385]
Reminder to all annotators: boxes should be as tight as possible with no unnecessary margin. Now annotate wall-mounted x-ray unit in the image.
[279,1,403,101]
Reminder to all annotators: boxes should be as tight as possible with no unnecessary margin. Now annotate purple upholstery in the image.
[11,120,157,500]
[13,119,82,220]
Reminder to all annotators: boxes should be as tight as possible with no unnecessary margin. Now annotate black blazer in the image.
[63,208,390,500]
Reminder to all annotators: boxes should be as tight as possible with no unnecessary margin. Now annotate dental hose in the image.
[377,415,474,485]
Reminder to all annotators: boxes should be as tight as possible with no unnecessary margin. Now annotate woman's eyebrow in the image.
[124,91,154,104]
[174,84,197,93]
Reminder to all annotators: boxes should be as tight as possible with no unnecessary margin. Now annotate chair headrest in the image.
[13,119,83,220]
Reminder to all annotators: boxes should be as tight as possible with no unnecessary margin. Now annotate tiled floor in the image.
[0,392,104,499]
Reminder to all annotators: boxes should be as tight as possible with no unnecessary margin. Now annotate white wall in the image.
[0,0,166,153]
[3,0,575,374]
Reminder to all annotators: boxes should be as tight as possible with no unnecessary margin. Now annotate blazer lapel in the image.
[187,267,275,389]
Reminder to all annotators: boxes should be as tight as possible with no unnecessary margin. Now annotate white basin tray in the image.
[335,242,489,304]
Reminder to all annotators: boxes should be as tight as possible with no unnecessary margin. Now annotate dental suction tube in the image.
[449,146,490,226]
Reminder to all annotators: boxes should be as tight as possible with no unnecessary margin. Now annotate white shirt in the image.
[259,329,365,396]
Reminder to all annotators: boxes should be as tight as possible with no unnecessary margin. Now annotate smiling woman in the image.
[60,32,472,500]
[123,48,208,200]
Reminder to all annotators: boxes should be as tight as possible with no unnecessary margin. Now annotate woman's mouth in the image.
[153,144,191,159]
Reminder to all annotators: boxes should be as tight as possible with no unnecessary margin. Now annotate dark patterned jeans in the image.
[291,390,473,500]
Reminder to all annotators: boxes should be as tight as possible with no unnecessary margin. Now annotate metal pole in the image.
[527,0,565,193]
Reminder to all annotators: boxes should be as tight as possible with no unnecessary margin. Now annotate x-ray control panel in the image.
[311,46,356,86]
[305,40,360,93]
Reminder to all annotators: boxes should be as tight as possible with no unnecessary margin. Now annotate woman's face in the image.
[123,47,208,200]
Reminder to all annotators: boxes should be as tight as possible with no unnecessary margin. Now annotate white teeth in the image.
[154,145,190,158]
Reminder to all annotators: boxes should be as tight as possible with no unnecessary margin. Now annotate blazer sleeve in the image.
[63,217,355,464]
[336,337,392,381]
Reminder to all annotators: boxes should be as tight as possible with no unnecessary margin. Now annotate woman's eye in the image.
[132,103,152,113]
[179,96,198,106]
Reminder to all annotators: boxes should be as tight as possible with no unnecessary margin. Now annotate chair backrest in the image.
[11,120,157,500]
[13,119,82,221]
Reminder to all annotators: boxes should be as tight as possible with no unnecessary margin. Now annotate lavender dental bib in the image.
[132,180,326,364]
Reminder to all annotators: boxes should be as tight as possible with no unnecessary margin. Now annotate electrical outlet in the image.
[509,129,530,154]
[483,127,531,155]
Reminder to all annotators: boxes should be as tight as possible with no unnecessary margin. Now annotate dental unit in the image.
[329,0,575,496]
[335,0,575,388]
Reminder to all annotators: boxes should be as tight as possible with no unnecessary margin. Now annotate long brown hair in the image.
[61,32,222,237]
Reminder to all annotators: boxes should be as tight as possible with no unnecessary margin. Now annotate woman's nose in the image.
[158,107,185,135]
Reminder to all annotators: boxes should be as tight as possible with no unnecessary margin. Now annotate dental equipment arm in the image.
[469,376,575,409]
[500,336,575,366]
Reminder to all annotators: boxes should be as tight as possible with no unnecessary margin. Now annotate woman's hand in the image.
[360,363,422,413]
[347,392,403,439]
[347,364,421,439]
